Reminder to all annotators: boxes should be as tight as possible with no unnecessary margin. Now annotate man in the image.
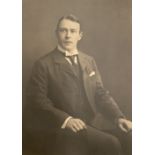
[23,14,132,155]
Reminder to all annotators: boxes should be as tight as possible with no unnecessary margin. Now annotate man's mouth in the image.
[64,41,72,44]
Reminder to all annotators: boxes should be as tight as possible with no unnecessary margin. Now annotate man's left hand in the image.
[117,118,132,133]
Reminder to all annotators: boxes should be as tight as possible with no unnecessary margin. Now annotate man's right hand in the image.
[66,118,87,133]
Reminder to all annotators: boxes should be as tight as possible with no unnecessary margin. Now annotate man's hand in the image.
[117,118,132,133]
[66,118,87,133]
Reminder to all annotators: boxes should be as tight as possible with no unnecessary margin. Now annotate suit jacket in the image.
[24,48,124,134]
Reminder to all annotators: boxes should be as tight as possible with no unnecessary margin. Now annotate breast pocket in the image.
[88,71,96,82]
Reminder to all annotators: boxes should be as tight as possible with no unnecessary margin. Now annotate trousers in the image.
[43,125,132,155]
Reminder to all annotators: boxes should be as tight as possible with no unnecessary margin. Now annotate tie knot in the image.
[66,55,78,65]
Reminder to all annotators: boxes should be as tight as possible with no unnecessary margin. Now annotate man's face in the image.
[56,19,83,52]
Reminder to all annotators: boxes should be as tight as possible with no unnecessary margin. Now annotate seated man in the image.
[23,14,132,155]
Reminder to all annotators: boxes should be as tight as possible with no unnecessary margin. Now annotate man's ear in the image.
[79,31,83,40]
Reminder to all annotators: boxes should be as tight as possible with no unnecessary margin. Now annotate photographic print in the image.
[23,0,132,155]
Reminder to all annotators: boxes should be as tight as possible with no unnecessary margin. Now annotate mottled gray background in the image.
[23,0,132,119]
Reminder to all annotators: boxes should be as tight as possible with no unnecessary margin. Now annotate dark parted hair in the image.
[56,14,82,31]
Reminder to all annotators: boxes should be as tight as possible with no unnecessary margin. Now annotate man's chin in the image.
[63,46,74,52]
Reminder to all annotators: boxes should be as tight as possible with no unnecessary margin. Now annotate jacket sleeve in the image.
[26,60,69,128]
[91,58,125,122]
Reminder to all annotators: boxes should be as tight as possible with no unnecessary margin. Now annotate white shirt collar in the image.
[57,45,79,56]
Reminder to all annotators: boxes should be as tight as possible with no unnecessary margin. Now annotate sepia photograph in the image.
[22,0,132,155]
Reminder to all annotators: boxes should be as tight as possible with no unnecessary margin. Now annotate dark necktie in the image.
[66,55,77,66]
[66,55,80,78]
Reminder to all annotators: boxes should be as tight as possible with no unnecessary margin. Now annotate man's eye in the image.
[71,30,76,33]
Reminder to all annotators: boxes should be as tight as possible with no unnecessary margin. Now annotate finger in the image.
[72,119,83,130]
[76,121,84,130]
[124,124,130,131]
[127,122,132,130]
[123,122,132,131]
[71,126,77,133]
[78,120,87,129]
[73,123,80,131]
[119,123,128,133]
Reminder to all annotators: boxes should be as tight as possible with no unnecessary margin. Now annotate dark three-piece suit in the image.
[23,48,131,155]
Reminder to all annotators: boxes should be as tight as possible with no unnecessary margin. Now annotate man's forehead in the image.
[58,19,80,29]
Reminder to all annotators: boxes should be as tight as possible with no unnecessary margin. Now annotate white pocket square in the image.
[89,71,95,77]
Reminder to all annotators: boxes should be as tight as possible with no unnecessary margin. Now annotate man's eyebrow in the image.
[71,28,77,30]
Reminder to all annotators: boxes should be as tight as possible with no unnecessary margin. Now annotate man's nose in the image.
[65,31,71,38]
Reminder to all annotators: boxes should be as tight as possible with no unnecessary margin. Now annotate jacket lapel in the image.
[53,49,78,78]
[78,52,96,112]
[78,52,87,72]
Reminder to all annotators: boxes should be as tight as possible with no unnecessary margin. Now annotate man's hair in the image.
[56,14,81,31]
